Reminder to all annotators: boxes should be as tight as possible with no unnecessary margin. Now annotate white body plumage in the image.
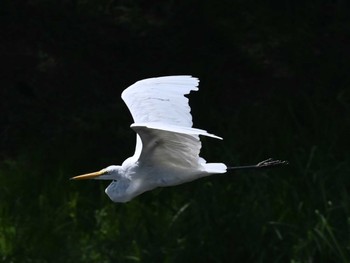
[72,76,226,202]
[71,75,287,202]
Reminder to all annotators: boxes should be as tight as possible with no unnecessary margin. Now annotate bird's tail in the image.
[204,163,227,174]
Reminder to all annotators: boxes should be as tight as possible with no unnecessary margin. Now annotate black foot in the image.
[256,158,289,168]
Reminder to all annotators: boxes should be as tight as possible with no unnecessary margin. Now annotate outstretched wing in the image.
[121,75,199,127]
[121,76,221,163]
[131,125,202,168]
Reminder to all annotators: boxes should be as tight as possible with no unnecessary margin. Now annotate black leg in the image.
[227,158,288,171]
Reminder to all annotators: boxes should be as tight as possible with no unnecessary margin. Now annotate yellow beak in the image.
[70,170,106,180]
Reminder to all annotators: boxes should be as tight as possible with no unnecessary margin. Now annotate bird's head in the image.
[71,165,133,203]
[71,165,123,181]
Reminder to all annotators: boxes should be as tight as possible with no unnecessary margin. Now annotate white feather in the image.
[121,75,199,127]
[122,75,222,163]
[131,122,222,140]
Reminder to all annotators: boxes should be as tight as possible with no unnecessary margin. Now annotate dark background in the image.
[1,1,349,262]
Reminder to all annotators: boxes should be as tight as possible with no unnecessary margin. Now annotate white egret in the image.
[71,76,287,203]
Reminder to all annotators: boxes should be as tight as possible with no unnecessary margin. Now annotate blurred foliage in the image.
[1,0,350,262]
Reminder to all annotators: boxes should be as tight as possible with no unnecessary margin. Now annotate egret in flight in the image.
[71,76,287,202]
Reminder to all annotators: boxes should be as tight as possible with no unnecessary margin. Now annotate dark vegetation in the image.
[1,1,349,262]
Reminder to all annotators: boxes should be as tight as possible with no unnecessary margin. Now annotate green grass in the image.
[0,87,349,263]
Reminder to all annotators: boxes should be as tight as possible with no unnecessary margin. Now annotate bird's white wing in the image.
[131,125,203,168]
[121,76,197,160]
[121,75,199,127]
[121,76,222,162]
